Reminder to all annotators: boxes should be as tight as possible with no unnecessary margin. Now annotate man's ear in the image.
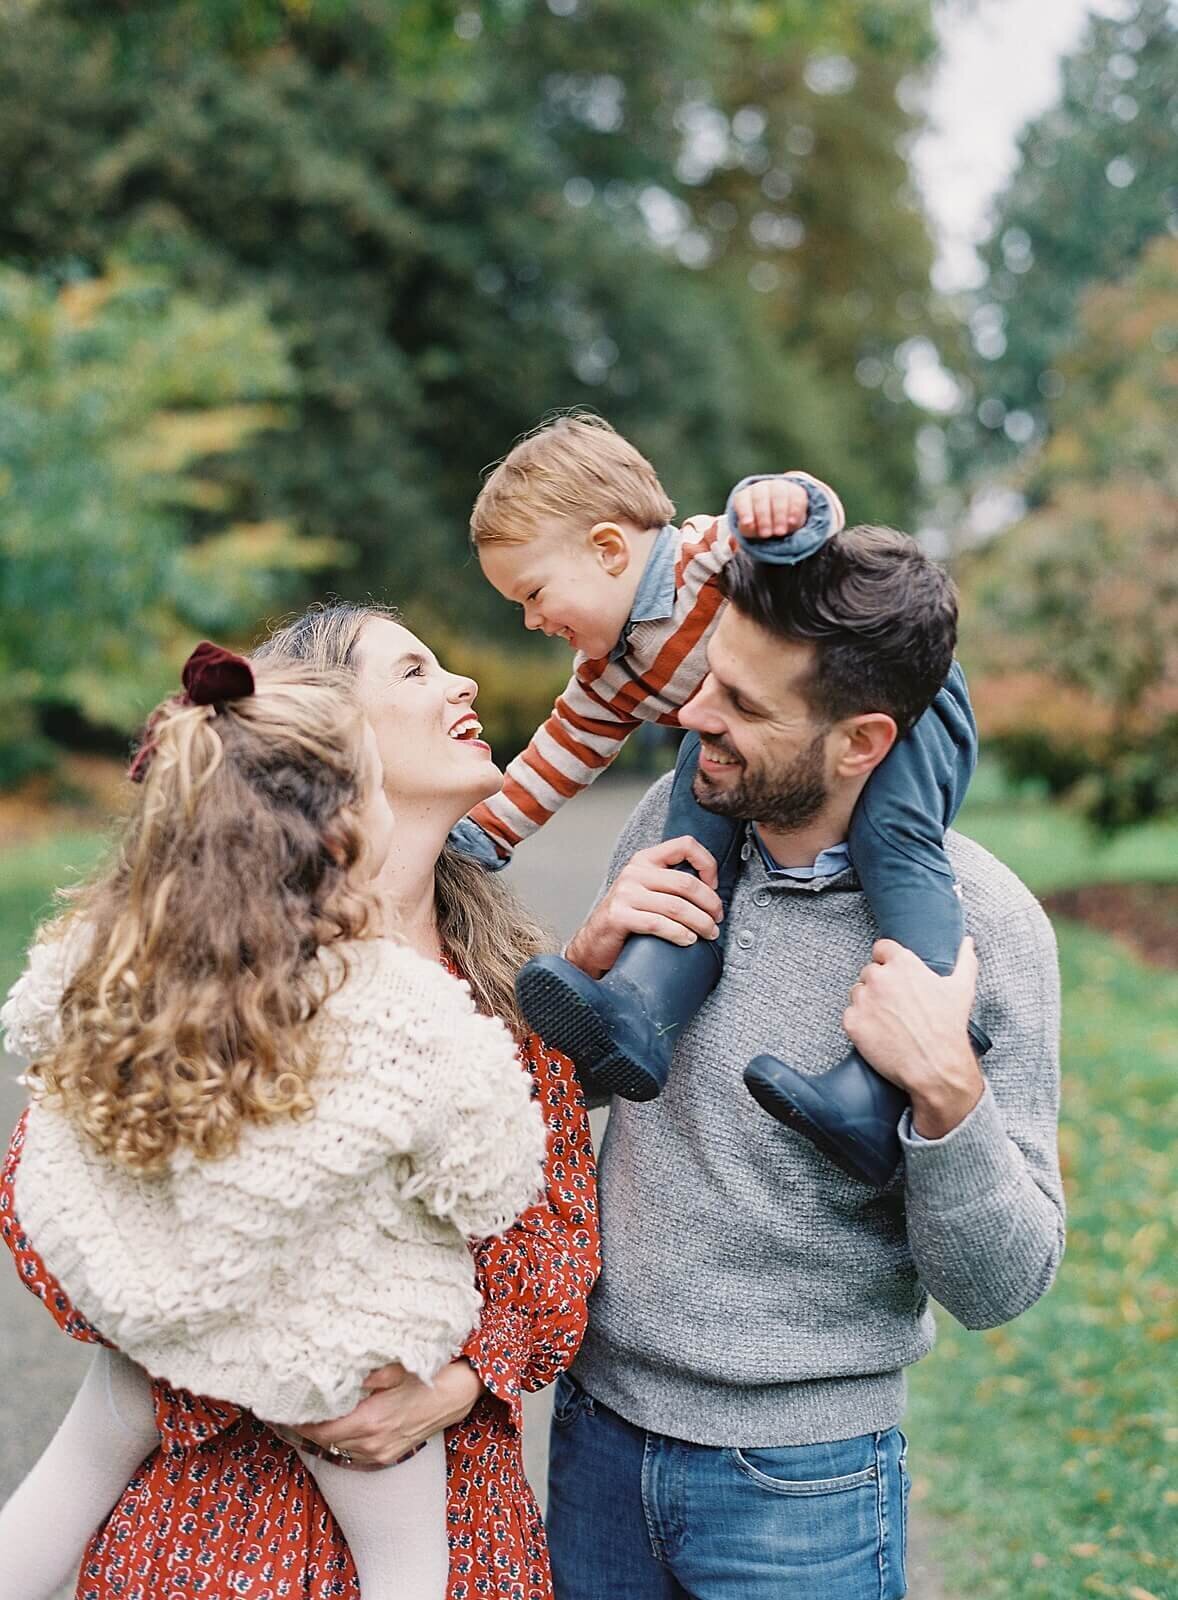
[834,712,898,780]
[589,521,631,576]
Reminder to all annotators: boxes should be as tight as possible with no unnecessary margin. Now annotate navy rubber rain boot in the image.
[515,926,724,1103]
[744,1023,991,1189]
[743,1049,908,1189]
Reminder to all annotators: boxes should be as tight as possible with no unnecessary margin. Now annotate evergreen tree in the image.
[0,0,943,643]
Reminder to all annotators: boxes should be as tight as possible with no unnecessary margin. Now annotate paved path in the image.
[1,773,949,1596]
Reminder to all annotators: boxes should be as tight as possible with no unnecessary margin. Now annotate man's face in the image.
[678,607,834,830]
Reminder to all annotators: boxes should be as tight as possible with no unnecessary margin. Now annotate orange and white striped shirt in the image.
[467,472,844,857]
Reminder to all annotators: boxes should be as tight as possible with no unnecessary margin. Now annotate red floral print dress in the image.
[1,1033,599,1600]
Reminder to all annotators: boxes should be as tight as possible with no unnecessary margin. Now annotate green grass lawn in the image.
[0,829,110,997]
[905,775,1178,1599]
[906,919,1176,1600]
[957,763,1178,893]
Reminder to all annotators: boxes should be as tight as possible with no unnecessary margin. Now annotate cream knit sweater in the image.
[2,934,547,1424]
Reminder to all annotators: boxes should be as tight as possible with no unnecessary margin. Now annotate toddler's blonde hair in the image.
[470,412,675,548]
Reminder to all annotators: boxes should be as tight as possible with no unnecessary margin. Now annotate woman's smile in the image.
[446,710,493,759]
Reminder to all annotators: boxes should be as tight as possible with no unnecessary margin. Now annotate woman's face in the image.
[352,618,502,826]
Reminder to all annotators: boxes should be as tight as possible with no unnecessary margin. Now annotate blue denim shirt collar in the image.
[609,524,679,662]
[749,825,852,882]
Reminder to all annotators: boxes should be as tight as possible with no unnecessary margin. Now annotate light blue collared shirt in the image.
[750,827,852,882]
[610,523,679,661]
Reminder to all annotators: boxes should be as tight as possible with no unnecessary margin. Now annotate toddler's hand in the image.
[731,477,809,540]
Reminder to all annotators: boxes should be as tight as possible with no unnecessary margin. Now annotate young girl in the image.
[0,643,547,1600]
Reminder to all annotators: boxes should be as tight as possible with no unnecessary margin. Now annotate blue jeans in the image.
[547,1374,910,1599]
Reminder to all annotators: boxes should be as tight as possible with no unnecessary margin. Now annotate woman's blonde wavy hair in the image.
[30,660,377,1175]
[258,604,549,1033]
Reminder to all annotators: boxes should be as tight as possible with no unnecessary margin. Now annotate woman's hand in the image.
[294,1359,484,1467]
[564,836,723,979]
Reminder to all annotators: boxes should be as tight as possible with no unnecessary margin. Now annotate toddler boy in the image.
[455,414,979,1188]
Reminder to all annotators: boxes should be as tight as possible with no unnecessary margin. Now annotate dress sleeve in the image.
[1,1109,107,1346]
[461,1035,601,1433]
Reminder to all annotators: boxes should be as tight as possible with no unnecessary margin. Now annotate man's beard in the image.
[691,730,829,831]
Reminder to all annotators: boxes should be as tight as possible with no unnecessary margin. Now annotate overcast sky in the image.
[914,0,1119,291]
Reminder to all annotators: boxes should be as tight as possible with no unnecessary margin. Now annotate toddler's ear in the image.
[589,520,631,575]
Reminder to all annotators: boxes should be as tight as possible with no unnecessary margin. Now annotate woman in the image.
[1,603,600,1599]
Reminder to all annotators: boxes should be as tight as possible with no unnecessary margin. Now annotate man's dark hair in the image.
[718,526,958,736]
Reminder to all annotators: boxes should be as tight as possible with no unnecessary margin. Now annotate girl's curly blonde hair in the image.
[30,660,376,1175]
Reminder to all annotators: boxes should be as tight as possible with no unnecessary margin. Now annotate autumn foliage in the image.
[959,236,1178,827]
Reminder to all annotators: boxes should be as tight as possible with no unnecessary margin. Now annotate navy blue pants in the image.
[667,662,976,976]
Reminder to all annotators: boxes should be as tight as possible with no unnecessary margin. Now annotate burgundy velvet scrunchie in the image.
[128,642,255,783]
[180,641,256,706]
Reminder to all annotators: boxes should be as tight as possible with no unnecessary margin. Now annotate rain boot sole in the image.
[743,1060,899,1189]
[516,964,663,1102]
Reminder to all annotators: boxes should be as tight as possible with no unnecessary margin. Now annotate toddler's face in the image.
[478,524,638,661]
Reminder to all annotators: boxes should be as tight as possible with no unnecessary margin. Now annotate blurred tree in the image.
[958,235,1178,828]
[667,1,941,522]
[0,264,336,783]
[948,0,1178,476]
[0,0,943,646]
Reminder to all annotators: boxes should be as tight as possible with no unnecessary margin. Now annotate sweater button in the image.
[753,890,770,908]
[736,930,754,950]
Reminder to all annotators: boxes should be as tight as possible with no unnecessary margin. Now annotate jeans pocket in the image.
[730,1443,879,1497]
[551,1372,592,1429]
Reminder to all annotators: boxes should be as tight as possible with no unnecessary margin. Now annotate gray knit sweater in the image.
[572,774,1064,1447]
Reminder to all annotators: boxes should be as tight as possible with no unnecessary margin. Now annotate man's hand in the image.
[293,1359,484,1467]
[565,836,724,979]
[731,477,809,541]
[843,938,984,1139]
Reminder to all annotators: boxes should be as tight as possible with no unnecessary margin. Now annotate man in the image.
[545,526,1064,1600]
